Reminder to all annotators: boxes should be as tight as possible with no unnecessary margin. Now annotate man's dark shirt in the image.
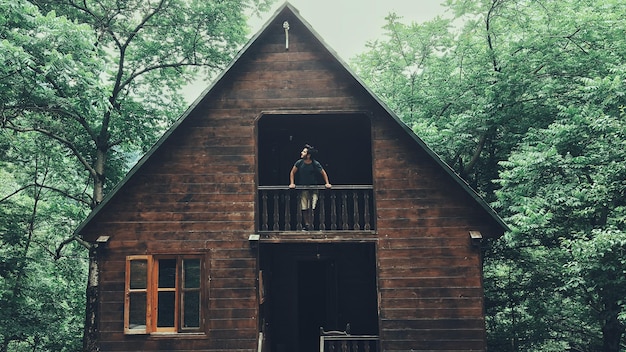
[294,159,323,185]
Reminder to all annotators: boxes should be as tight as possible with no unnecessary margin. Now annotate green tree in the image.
[1,2,98,350]
[495,69,626,350]
[352,0,626,349]
[564,230,626,351]
[1,132,87,352]
[353,0,625,198]
[1,0,272,350]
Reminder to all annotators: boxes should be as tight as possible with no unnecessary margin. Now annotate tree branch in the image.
[119,59,221,94]
[10,101,100,143]
[464,130,488,174]
[3,124,98,179]
[55,235,91,259]
[485,0,502,73]
[0,185,31,204]
[0,182,91,207]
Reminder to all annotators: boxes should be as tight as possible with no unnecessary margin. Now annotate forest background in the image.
[1,0,625,351]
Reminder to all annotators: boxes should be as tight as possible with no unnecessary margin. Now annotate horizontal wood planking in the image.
[133,173,255,185]
[378,266,481,279]
[97,337,257,351]
[378,256,479,269]
[380,297,482,310]
[383,318,485,329]
[383,341,485,352]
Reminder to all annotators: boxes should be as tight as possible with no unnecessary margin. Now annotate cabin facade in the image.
[76,4,507,352]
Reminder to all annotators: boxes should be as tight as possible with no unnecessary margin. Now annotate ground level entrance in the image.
[259,243,379,352]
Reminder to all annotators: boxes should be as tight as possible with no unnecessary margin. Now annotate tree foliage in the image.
[352,0,626,350]
[0,0,273,350]
[493,70,626,351]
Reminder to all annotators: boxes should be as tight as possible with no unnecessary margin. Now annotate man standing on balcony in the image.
[289,144,332,230]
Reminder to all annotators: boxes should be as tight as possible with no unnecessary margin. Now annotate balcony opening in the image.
[257,113,374,232]
[257,113,372,186]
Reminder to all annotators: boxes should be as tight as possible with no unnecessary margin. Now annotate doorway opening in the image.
[259,243,379,352]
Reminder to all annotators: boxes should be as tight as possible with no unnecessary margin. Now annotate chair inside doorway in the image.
[319,324,379,352]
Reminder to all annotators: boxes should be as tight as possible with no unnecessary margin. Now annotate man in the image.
[289,144,332,230]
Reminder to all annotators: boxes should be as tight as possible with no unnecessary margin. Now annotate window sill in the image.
[148,332,207,339]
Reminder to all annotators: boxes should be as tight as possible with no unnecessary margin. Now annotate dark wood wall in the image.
[371,107,499,351]
[81,7,501,352]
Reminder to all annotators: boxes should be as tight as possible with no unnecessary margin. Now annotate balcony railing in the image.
[258,185,375,232]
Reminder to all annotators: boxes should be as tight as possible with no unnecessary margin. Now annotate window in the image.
[125,255,204,334]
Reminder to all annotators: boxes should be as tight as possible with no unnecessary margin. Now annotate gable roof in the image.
[75,2,508,237]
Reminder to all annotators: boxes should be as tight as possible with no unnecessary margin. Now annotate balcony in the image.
[258,185,375,232]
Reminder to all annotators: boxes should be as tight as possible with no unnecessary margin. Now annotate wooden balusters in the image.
[330,192,337,230]
[341,191,349,230]
[363,192,371,231]
[258,186,374,232]
[261,191,268,231]
[272,193,280,231]
[353,190,361,230]
[284,191,291,231]
[319,191,326,230]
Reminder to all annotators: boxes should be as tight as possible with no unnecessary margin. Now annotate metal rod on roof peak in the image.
[283,21,290,50]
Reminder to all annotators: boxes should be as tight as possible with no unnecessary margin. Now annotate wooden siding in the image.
[372,109,494,351]
[79,6,503,352]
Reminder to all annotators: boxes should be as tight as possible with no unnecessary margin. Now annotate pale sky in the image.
[185,0,448,103]
[252,0,449,60]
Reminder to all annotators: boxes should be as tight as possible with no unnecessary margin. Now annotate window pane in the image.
[128,292,146,329]
[157,291,175,327]
[183,291,200,328]
[158,259,176,288]
[183,259,201,288]
[130,260,147,289]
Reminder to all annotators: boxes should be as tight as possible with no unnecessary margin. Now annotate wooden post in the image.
[261,191,268,231]
[284,191,291,231]
[272,192,279,231]
[353,191,360,230]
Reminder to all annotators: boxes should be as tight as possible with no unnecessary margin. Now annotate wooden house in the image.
[75,3,507,352]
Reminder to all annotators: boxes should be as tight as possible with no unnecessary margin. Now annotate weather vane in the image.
[283,21,290,50]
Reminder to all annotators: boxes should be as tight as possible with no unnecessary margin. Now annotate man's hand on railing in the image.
[287,183,331,189]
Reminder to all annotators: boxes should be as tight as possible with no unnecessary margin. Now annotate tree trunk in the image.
[1,338,10,352]
[82,246,100,352]
[91,148,107,208]
[601,293,626,352]
[602,312,624,352]
[83,142,107,351]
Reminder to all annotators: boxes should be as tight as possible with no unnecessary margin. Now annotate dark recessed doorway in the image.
[259,243,379,352]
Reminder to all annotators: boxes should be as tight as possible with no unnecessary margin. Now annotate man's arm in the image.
[320,169,332,188]
[289,166,298,188]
